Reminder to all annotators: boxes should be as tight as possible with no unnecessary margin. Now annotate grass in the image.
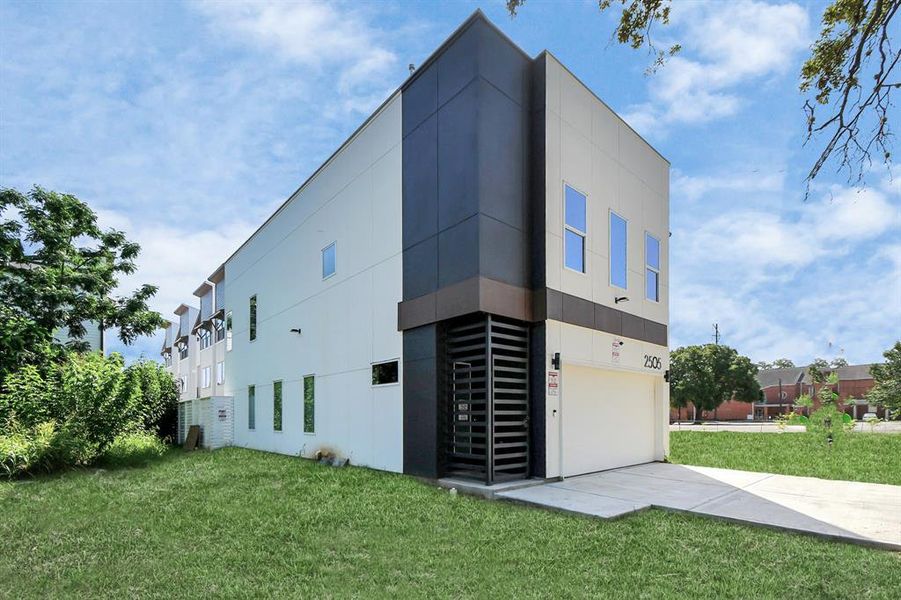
[669,431,901,485]
[1,448,899,599]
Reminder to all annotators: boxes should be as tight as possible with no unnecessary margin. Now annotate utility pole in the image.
[713,323,720,345]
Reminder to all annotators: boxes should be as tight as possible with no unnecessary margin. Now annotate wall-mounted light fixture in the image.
[615,296,629,304]
[290,328,302,335]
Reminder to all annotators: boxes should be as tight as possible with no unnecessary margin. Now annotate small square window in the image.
[322,242,336,279]
[372,360,399,385]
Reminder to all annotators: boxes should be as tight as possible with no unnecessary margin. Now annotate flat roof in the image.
[223,9,668,268]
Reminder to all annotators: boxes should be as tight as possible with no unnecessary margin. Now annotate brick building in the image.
[671,364,887,422]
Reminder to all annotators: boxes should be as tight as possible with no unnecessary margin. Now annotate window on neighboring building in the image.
[215,319,225,343]
[372,360,399,385]
[225,311,233,351]
[322,242,336,279]
[199,328,211,350]
[216,361,224,385]
[610,212,627,289]
[645,233,660,302]
[564,185,586,273]
[248,385,255,430]
[249,296,257,341]
[201,366,211,389]
[273,380,283,432]
[303,375,315,433]
[178,343,188,360]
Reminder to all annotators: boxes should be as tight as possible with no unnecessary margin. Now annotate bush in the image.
[99,432,168,469]
[0,421,95,478]
[0,352,178,476]
[121,360,178,442]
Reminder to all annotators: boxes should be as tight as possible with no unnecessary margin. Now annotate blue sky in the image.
[1,0,898,366]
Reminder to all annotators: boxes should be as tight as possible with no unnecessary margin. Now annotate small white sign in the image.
[218,409,227,421]
[547,370,559,396]
[612,339,623,363]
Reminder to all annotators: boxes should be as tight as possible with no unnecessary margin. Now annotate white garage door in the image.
[561,365,657,477]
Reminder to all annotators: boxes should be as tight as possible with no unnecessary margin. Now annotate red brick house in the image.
[671,364,886,422]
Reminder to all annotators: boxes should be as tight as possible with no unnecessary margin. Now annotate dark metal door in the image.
[444,314,529,484]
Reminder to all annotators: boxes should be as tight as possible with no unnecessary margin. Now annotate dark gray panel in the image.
[595,304,623,336]
[437,81,479,230]
[402,64,438,139]
[562,293,595,330]
[438,215,479,288]
[403,352,440,478]
[478,80,525,231]
[621,312,646,341]
[403,323,437,361]
[477,20,528,106]
[403,236,438,300]
[479,215,527,288]
[437,20,480,106]
[402,115,439,250]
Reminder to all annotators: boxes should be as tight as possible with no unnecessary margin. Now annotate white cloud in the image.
[623,0,810,130]
[194,0,398,115]
[672,169,786,202]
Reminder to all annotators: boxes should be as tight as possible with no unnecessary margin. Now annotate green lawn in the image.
[669,431,901,486]
[1,448,899,599]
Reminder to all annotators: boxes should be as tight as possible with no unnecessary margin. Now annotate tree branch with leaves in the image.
[0,186,164,380]
[506,0,899,192]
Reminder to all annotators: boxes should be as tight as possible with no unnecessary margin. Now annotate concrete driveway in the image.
[498,463,901,550]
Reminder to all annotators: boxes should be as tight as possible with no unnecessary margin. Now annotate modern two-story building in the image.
[163,11,669,484]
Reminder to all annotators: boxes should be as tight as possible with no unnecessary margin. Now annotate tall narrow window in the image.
[645,233,660,302]
[273,380,283,432]
[249,295,257,341]
[248,385,255,430]
[564,185,587,272]
[216,361,224,385]
[225,311,233,351]
[322,242,337,279]
[610,212,627,289]
[303,375,315,433]
[201,366,211,389]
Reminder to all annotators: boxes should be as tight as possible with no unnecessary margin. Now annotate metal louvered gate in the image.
[445,314,529,484]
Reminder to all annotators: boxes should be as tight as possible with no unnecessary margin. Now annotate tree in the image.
[773,358,796,368]
[868,341,901,417]
[669,344,761,422]
[0,186,164,379]
[505,0,899,192]
[756,360,773,370]
[809,357,831,369]
[830,357,850,368]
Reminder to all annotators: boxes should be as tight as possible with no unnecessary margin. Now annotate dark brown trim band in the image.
[398,281,667,346]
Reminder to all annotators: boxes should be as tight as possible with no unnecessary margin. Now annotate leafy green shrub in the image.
[121,360,178,441]
[100,432,168,469]
[0,421,95,478]
[0,352,179,476]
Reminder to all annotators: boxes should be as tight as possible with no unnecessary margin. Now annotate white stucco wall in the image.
[224,93,403,472]
[542,54,670,478]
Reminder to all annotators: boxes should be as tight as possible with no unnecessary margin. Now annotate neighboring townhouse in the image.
[162,11,670,484]
[53,320,104,353]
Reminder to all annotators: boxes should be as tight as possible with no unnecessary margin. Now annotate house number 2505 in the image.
[643,355,662,370]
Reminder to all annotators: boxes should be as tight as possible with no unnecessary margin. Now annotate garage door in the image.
[561,365,657,477]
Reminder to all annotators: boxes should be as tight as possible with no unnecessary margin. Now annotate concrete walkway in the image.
[497,463,901,550]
